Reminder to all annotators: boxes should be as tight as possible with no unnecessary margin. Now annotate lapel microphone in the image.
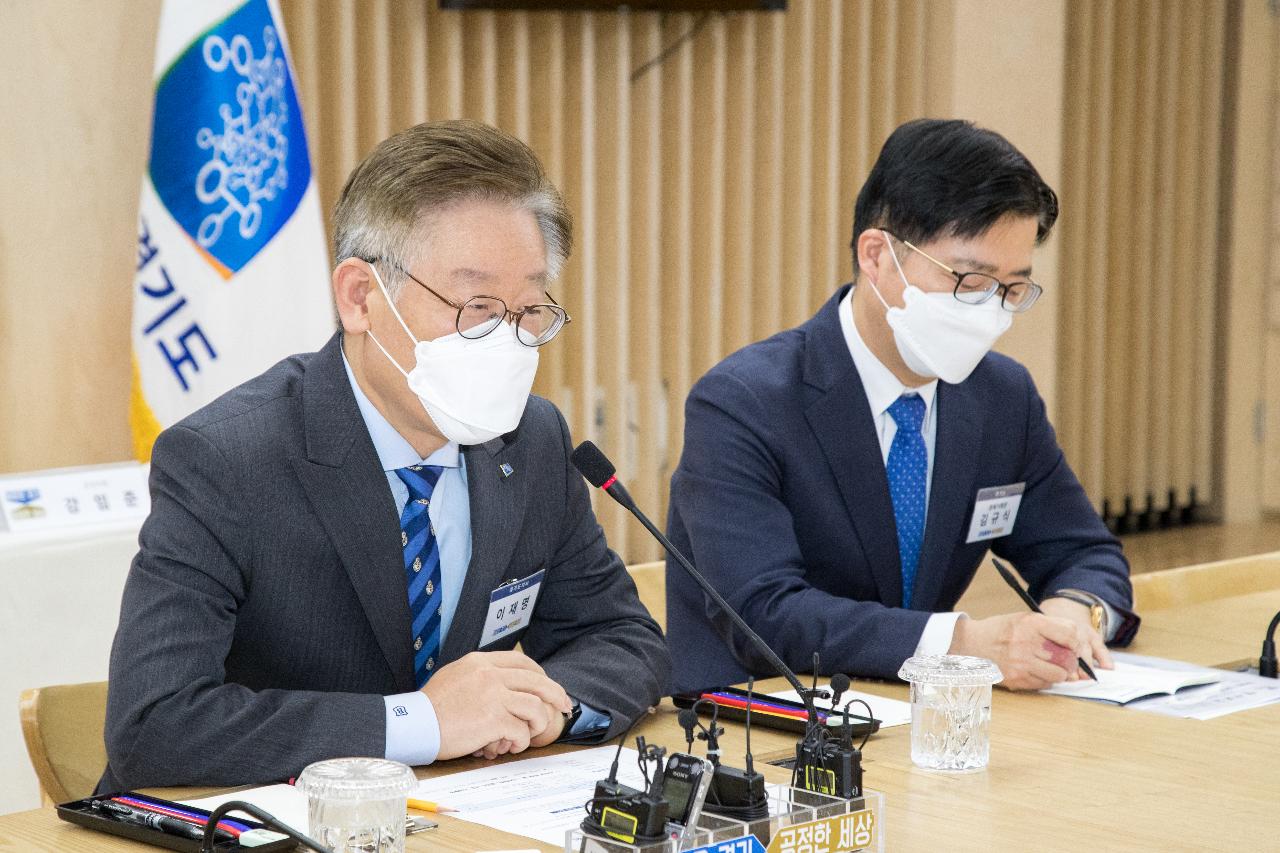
[572,440,862,799]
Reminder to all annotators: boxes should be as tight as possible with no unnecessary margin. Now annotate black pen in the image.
[93,800,235,843]
[990,557,1098,681]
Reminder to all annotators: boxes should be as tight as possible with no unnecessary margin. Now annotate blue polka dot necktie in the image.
[396,464,445,689]
[886,394,928,609]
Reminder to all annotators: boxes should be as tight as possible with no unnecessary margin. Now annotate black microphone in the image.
[1261,610,1279,679]
[571,440,815,723]
[829,673,851,706]
[677,709,700,752]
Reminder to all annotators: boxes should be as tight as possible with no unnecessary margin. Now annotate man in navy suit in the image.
[666,119,1138,693]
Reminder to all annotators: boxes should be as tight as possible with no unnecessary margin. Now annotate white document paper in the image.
[184,783,309,834]
[184,748,645,848]
[768,686,912,728]
[1127,676,1280,720]
[1040,660,1220,704]
[1103,652,1280,720]
[410,746,646,847]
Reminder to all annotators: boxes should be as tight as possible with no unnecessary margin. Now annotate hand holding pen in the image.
[991,557,1102,682]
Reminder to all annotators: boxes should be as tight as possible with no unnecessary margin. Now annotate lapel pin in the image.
[499,463,514,478]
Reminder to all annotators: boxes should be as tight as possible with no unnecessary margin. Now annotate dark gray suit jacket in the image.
[100,333,669,791]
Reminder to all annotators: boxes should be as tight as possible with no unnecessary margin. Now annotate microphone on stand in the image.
[570,441,815,720]
[572,441,864,799]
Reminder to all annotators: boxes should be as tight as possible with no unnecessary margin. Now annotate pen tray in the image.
[673,687,882,737]
[58,791,299,851]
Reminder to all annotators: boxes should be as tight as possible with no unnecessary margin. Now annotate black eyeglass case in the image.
[57,791,299,851]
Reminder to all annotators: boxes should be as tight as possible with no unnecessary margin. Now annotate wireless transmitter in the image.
[793,673,867,799]
[584,737,669,846]
[683,678,768,822]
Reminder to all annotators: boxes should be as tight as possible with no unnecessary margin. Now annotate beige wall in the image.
[1,0,1277,551]
[948,0,1066,414]
[1221,0,1279,522]
[0,1,160,474]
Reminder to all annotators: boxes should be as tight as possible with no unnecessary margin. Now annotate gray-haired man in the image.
[101,120,669,791]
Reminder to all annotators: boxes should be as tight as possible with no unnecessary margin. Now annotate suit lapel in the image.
[439,436,529,665]
[911,378,985,612]
[291,334,417,694]
[802,287,904,606]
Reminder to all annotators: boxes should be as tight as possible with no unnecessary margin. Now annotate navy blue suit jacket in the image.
[666,285,1138,693]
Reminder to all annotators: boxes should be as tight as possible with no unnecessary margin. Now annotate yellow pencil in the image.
[407,797,456,813]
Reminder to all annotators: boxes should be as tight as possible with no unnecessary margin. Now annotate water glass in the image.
[296,757,418,852]
[898,655,1003,772]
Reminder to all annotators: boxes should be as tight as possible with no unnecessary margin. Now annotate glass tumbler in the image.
[898,654,1003,772]
[296,757,417,853]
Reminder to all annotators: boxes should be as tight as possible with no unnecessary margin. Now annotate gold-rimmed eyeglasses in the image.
[885,232,1043,313]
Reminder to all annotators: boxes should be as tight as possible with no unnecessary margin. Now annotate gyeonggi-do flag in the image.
[130,0,331,461]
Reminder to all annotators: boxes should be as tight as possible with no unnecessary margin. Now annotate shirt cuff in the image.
[916,611,965,656]
[568,700,611,739]
[383,691,440,766]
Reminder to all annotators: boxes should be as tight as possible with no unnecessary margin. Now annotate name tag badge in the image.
[479,569,546,648]
[965,483,1025,543]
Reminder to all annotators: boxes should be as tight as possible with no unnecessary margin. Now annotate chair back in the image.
[19,681,109,803]
[1130,551,1280,611]
[628,559,666,631]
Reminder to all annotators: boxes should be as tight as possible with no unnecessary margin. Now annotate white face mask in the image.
[868,232,1012,384]
[364,265,539,445]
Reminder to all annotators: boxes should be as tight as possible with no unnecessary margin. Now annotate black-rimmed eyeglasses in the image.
[362,257,572,347]
[885,233,1044,313]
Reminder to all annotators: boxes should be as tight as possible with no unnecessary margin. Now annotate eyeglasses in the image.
[885,233,1043,313]
[363,257,572,347]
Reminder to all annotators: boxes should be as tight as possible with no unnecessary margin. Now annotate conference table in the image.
[2,589,1276,852]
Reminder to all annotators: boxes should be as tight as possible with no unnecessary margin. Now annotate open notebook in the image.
[1041,661,1220,704]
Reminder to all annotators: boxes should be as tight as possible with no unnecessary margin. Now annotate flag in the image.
[130,0,332,461]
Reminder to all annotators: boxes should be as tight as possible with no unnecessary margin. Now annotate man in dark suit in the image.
[102,120,669,791]
[666,119,1138,694]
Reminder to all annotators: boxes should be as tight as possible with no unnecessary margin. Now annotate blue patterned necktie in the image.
[396,464,445,689]
[886,394,928,609]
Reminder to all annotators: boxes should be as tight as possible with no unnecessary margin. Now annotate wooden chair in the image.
[627,559,666,631]
[19,681,109,804]
[1130,550,1280,611]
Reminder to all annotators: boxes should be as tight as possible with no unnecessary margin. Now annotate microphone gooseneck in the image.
[571,440,818,726]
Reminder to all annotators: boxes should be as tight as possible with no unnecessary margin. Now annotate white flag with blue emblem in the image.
[130,0,331,460]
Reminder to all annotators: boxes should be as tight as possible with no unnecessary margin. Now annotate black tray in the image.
[57,792,299,851]
[672,687,881,737]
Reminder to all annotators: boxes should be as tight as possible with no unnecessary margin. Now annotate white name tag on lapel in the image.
[479,569,546,648]
[965,483,1025,543]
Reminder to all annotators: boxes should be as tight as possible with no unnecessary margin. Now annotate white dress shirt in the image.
[837,288,963,655]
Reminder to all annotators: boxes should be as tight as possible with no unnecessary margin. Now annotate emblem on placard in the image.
[4,489,46,520]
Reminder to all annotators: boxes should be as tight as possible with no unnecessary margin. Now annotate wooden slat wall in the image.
[1057,0,1229,532]
[281,0,935,561]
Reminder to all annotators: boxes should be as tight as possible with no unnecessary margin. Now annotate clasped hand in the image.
[422,650,573,760]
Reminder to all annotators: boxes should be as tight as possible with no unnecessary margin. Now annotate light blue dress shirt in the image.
[341,351,607,765]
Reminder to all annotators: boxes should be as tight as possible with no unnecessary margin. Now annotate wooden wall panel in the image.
[276,0,944,560]
[4,0,1276,544]
[1057,0,1231,532]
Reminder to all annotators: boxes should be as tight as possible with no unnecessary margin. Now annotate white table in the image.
[0,520,141,814]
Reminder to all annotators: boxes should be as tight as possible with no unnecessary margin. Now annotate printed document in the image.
[1113,652,1280,720]
[184,747,644,847]
[1040,659,1219,703]
[410,746,646,847]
